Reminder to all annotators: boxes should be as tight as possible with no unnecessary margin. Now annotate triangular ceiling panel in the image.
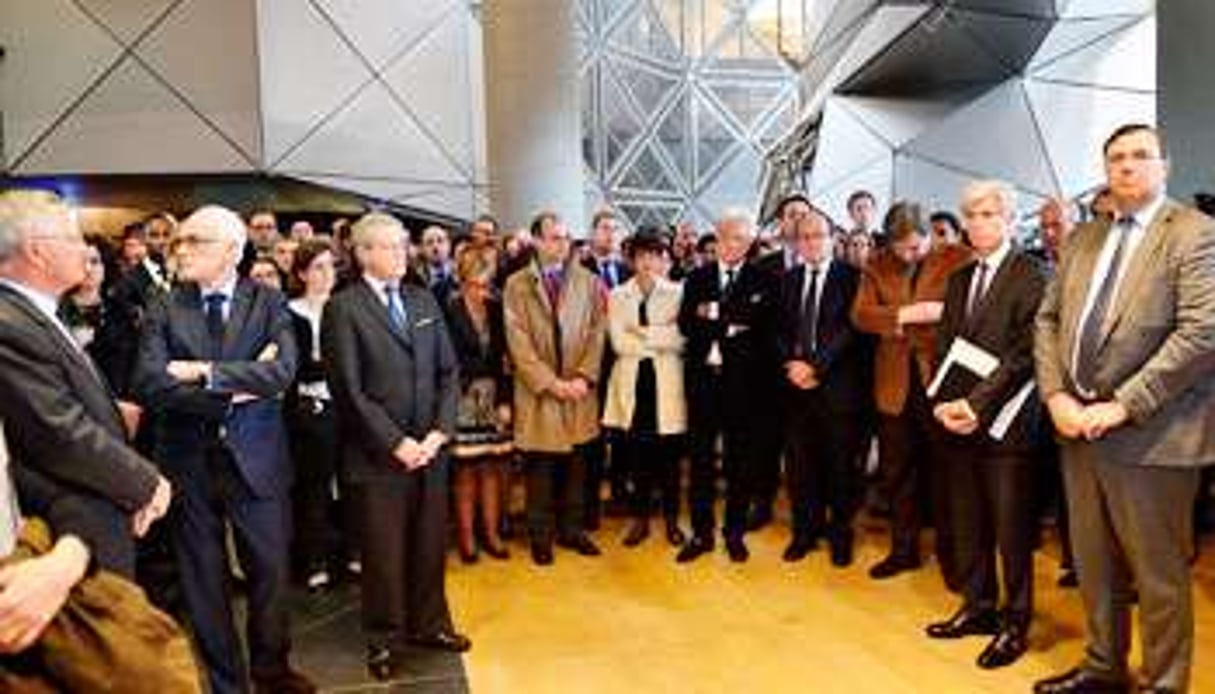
[839,96,961,148]
[257,0,372,166]
[315,0,455,70]
[0,0,123,170]
[1028,15,1143,71]
[608,0,682,65]
[1059,0,1153,19]
[1032,16,1155,91]
[390,183,476,220]
[703,81,789,135]
[892,154,981,216]
[601,62,646,178]
[1024,78,1155,196]
[951,0,1056,18]
[18,58,249,174]
[955,9,1054,72]
[811,153,892,227]
[295,173,406,206]
[693,90,740,186]
[706,19,785,71]
[617,142,679,194]
[806,97,893,196]
[655,88,693,184]
[697,147,761,218]
[609,55,680,117]
[828,4,932,89]
[382,9,474,178]
[74,0,176,44]
[135,0,261,163]
[904,80,1057,195]
[810,0,880,55]
[277,80,466,185]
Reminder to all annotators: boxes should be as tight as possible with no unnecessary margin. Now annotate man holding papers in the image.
[925,180,1047,670]
[1034,124,1215,694]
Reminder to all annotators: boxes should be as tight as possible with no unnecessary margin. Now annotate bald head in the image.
[174,205,247,287]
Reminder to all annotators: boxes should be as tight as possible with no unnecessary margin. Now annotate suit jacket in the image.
[678,260,781,393]
[602,276,687,435]
[135,279,298,498]
[1034,198,1215,467]
[0,283,159,571]
[851,243,973,416]
[322,280,459,482]
[582,256,632,290]
[778,261,866,412]
[936,249,1047,451]
[503,259,606,453]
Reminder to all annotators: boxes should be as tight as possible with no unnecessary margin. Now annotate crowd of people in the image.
[0,122,1213,693]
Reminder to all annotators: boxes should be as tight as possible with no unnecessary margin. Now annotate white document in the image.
[926,336,1000,399]
[989,380,1036,442]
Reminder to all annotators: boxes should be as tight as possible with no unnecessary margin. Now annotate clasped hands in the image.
[1047,392,1129,441]
[394,431,447,471]
[896,301,944,336]
[548,376,591,401]
[784,360,819,390]
[933,399,980,435]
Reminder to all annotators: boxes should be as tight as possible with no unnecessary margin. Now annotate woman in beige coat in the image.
[602,231,687,547]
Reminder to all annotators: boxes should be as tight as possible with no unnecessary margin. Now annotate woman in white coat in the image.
[602,231,688,547]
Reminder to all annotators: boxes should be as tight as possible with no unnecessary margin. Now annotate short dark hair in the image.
[469,214,499,235]
[775,192,812,219]
[591,209,617,230]
[530,210,560,238]
[883,201,927,242]
[1103,123,1167,159]
[847,190,876,210]
[695,233,717,253]
[625,228,670,259]
[929,210,961,233]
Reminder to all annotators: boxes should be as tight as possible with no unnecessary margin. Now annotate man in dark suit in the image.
[926,180,1047,670]
[676,208,780,563]
[581,209,632,527]
[749,193,812,533]
[1034,124,1215,694]
[322,212,468,681]
[0,189,170,579]
[777,210,865,566]
[135,206,312,694]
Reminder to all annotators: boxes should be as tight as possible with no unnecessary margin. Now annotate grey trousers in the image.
[1061,442,1200,691]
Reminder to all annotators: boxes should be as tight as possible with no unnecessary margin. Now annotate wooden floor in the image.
[448,513,1215,693]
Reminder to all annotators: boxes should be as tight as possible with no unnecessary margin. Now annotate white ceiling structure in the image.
[0,0,487,220]
[765,0,1156,225]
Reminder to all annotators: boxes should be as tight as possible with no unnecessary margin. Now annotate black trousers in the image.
[876,364,956,583]
[786,389,862,539]
[287,399,348,571]
[170,446,291,694]
[356,460,452,649]
[687,370,756,538]
[941,437,1036,625]
[526,449,588,543]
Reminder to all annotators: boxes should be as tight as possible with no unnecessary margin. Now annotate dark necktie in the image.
[723,267,737,295]
[638,294,650,327]
[1075,217,1134,394]
[801,267,820,356]
[966,260,989,318]
[385,283,406,332]
[543,268,563,308]
[203,292,226,359]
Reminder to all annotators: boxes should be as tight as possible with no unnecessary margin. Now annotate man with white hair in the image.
[135,205,311,694]
[0,189,170,578]
[676,207,780,563]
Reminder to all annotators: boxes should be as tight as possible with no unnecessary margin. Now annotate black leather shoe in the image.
[623,519,650,547]
[977,625,1028,669]
[252,666,317,693]
[458,547,478,565]
[1033,667,1129,694]
[557,533,602,556]
[675,535,714,563]
[408,630,472,653]
[483,542,510,560]
[868,552,921,579]
[926,607,1000,639]
[531,541,554,566]
[828,531,854,567]
[664,517,686,547]
[782,535,816,562]
[745,506,773,533]
[365,646,396,682]
[725,534,749,562]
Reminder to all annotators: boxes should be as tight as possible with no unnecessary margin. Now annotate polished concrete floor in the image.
[289,510,1215,693]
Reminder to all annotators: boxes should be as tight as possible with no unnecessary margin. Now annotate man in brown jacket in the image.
[504,211,607,565]
[851,201,971,582]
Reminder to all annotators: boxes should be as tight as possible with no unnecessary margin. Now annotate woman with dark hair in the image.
[285,237,349,589]
[446,242,513,563]
[603,230,687,547]
[60,237,140,395]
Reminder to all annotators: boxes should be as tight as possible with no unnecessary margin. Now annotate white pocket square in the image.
[414,317,437,328]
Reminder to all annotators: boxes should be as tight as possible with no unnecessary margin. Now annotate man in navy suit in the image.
[135,206,313,694]
[777,209,866,566]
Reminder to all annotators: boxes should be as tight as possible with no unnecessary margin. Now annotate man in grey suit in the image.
[1034,124,1215,694]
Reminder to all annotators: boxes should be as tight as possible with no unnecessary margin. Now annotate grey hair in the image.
[716,206,756,237]
[0,189,72,262]
[351,212,406,248]
[181,205,249,249]
[960,180,1017,219]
